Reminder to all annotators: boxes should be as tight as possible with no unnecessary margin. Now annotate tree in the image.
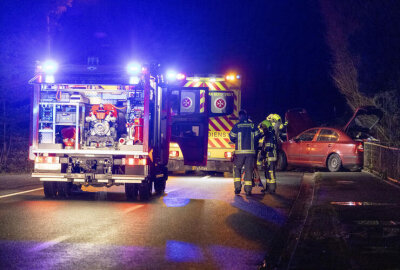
[0,0,73,172]
[320,0,400,144]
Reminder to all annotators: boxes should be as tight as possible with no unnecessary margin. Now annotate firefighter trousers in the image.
[264,160,276,192]
[233,154,255,193]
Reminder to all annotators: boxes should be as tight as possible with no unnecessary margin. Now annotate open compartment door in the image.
[168,87,209,166]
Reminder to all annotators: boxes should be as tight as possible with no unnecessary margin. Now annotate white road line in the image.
[165,188,180,193]
[29,235,70,252]
[123,205,144,214]
[0,187,44,199]
[201,175,211,180]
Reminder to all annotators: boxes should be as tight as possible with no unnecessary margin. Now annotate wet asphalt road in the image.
[0,172,303,270]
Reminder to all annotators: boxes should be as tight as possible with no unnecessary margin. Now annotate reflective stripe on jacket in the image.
[229,120,261,154]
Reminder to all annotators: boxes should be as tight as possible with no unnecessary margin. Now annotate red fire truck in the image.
[29,61,209,200]
[168,74,241,172]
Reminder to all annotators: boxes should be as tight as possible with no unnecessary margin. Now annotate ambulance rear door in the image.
[168,87,209,166]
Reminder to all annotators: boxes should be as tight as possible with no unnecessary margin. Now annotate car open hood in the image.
[343,106,383,134]
[285,108,315,140]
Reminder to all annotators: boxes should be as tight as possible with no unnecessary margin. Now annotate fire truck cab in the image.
[29,61,209,200]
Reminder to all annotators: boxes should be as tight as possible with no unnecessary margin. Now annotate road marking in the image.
[29,235,70,252]
[166,188,180,193]
[123,205,144,214]
[201,175,211,180]
[0,187,44,199]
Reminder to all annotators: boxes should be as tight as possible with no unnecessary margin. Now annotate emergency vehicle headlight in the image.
[127,62,141,74]
[43,60,58,74]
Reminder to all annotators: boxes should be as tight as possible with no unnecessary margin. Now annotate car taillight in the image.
[122,158,147,166]
[169,151,179,157]
[224,151,233,160]
[35,156,59,163]
[356,142,364,153]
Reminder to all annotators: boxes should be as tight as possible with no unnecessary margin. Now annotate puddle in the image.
[336,180,355,185]
[330,201,398,206]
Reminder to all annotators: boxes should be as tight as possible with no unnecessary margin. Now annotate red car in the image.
[277,107,382,172]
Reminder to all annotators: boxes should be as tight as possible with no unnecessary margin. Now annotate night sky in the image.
[1,0,346,125]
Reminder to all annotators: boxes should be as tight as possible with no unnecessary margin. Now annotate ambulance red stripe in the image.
[214,138,227,148]
[214,117,230,131]
[222,116,235,127]
[208,140,217,148]
[209,120,220,131]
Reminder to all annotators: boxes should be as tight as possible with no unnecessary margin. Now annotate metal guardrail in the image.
[364,142,400,184]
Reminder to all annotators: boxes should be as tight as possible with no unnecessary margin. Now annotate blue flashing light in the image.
[127,62,141,74]
[42,60,58,74]
[129,76,140,84]
[166,241,204,262]
[166,70,177,80]
[236,75,241,79]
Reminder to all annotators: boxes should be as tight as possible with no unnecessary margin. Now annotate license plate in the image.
[192,166,208,170]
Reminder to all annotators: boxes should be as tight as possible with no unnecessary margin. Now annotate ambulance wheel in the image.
[125,183,139,201]
[276,151,287,171]
[327,153,342,172]
[139,181,152,201]
[57,182,72,198]
[43,182,57,198]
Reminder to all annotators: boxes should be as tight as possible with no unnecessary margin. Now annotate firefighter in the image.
[229,110,261,196]
[266,113,288,140]
[259,119,278,193]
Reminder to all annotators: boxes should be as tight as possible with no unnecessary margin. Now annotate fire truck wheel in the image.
[139,182,151,201]
[125,183,139,201]
[43,182,57,198]
[57,182,72,198]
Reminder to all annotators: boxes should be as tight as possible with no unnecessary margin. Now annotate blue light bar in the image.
[127,62,141,74]
[42,60,58,74]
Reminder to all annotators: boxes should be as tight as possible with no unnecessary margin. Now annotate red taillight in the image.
[224,151,233,160]
[35,156,59,163]
[122,158,147,166]
[169,151,179,157]
[356,142,364,153]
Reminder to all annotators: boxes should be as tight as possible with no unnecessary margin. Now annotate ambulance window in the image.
[170,90,180,116]
[209,91,234,116]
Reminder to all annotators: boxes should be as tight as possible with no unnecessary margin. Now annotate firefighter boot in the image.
[266,170,276,193]
[244,180,252,196]
[234,178,242,194]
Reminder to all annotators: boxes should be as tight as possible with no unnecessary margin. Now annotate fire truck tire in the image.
[43,182,57,198]
[139,182,151,201]
[125,183,139,201]
[57,182,72,198]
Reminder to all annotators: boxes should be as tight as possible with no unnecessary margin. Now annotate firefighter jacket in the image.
[229,119,261,154]
[262,128,277,161]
